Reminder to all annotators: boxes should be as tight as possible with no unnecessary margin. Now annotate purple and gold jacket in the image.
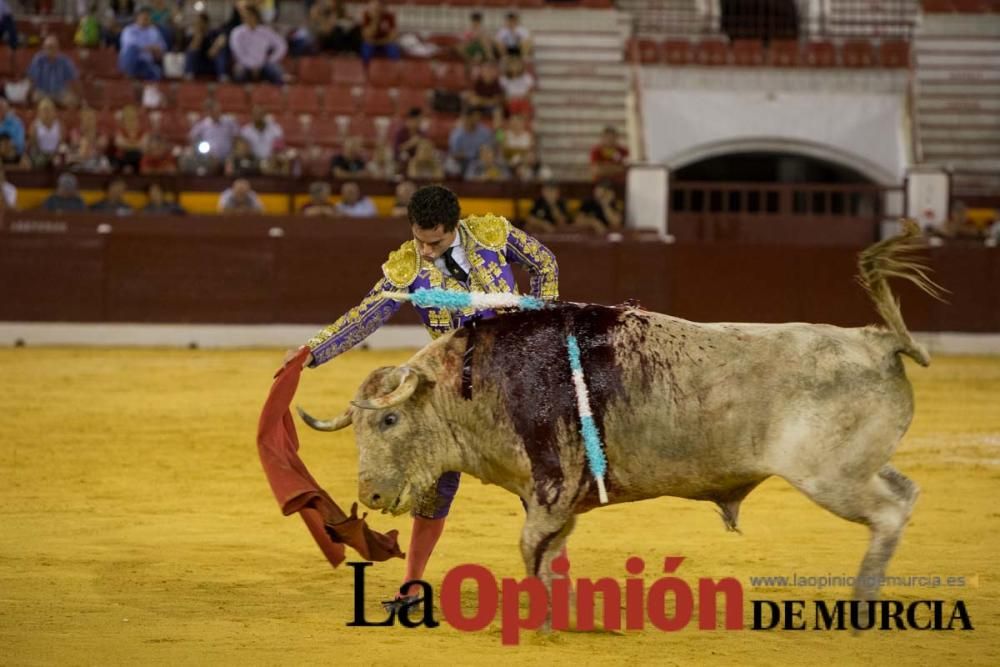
[306,214,559,367]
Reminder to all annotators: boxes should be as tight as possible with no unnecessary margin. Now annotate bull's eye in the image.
[381,413,399,428]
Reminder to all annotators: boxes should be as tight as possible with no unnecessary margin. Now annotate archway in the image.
[665,138,898,186]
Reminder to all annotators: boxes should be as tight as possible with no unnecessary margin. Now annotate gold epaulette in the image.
[461,214,510,251]
[382,240,420,288]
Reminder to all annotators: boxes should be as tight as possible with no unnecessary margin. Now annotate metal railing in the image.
[629,0,921,41]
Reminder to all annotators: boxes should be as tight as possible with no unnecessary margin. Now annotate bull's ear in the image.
[352,366,423,410]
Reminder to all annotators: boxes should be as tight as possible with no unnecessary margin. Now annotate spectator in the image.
[446,110,493,177]
[0,96,26,158]
[575,180,624,233]
[118,6,167,80]
[295,0,361,55]
[335,181,377,217]
[66,108,111,173]
[330,137,367,179]
[366,141,397,180]
[28,36,80,108]
[498,113,533,166]
[218,178,263,213]
[139,133,176,174]
[525,182,570,235]
[90,178,134,215]
[27,98,64,169]
[406,138,444,181]
[240,106,284,164]
[299,144,330,180]
[230,6,287,84]
[392,107,426,165]
[110,0,136,20]
[0,133,28,169]
[99,5,124,50]
[74,3,102,48]
[461,11,495,64]
[0,0,19,49]
[466,61,504,117]
[68,107,109,155]
[290,0,332,55]
[111,105,146,173]
[499,57,534,116]
[301,181,336,216]
[142,182,185,215]
[360,0,400,65]
[222,0,278,37]
[184,12,228,81]
[148,0,175,46]
[42,173,87,212]
[225,136,261,177]
[590,125,628,182]
[464,143,510,182]
[390,179,417,216]
[328,0,362,53]
[186,100,239,171]
[513,148,552,182]
[0,165,15,211]
[495,12,532,59]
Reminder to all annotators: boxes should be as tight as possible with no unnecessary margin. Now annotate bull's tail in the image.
[857,220,946,367]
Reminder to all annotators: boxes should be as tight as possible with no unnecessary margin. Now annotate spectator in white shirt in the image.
[182,99,240,174]
[190,100,239,158]
[229,6,287,85]
[500,56,534,116]
[335,181,377,217]
[240,106,284,162]
[218,178,264,213]
[495,12,532,59]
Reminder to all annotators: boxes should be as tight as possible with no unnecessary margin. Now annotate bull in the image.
[300,225,940,606]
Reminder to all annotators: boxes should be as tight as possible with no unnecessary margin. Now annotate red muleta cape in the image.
[256,347,404,567]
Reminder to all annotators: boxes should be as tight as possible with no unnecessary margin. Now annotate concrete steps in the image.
[913,12,1000,178]
[530,18,628,179]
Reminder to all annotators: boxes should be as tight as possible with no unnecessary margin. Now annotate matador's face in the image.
[412,224,457,263]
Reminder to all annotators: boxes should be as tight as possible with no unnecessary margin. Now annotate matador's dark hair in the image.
[407,185,461,232]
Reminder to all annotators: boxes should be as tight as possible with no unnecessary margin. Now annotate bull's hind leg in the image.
[520,509,576,582]
[791,463,919,602]
[520,508,576,632]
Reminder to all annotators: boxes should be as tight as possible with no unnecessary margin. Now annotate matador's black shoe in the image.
[381,593,423,615]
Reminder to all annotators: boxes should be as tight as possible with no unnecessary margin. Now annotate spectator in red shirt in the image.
[140,133,177,174]
[589,125,628,182]
[392,107,426,166]
[360,0,400,65]
[466,61,504,118]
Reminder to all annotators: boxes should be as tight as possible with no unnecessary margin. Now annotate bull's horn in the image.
[352,367,420,410]
[296,405,353,431]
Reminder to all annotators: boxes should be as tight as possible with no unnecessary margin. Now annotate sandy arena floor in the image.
[1,347,998,665]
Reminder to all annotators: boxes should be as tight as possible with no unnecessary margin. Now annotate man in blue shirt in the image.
[447,110,494,178]
[28,36,80,107]
[0,95,25,157]
[118,6,167,80]
[42,173,87,213]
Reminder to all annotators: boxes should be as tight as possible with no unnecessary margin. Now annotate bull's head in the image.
[297,365,442,516]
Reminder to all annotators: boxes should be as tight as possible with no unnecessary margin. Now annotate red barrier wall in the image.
[2,213,997,332]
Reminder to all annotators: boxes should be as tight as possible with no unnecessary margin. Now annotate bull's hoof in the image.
[381,593,423,615]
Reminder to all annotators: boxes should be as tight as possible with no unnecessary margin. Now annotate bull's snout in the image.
[358,476,399,511]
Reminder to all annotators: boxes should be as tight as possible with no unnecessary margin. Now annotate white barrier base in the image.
[0,323,998,356]
[0,323,430,350]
